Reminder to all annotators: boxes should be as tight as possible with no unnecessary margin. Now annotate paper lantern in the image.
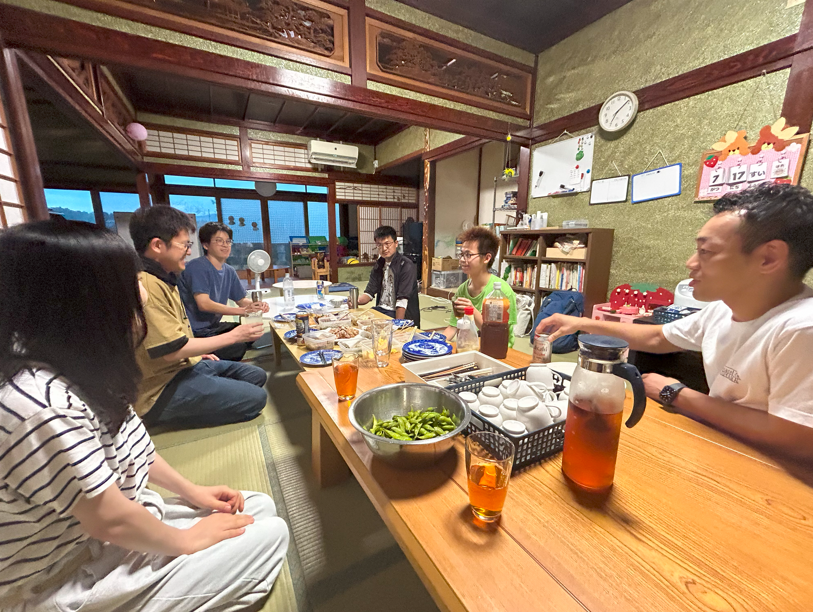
[255,181,277,197]
[126,123,149,141]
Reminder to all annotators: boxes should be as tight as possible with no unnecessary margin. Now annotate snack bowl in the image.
[349,383,470,468]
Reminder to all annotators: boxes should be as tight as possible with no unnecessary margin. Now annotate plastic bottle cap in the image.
[464,307,474,315]
[494,281,501,288]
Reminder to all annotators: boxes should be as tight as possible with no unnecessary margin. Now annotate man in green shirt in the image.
[444,227,518,347]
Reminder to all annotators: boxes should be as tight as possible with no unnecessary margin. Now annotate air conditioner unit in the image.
[308,141,358,168]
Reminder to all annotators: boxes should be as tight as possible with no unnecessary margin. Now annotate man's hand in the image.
[229,322,264,343]
[244,302,269,314]
[534,314,583,342]
[201,354,220,361]
[181,512,254,555]
[184,484,245,514]
[642,373,680,403]
[453,297,473,317]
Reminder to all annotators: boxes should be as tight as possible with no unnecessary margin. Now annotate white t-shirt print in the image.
[662,285,813,427]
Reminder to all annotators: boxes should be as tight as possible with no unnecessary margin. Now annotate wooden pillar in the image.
[0,43,47,220]
[239,126,251,171]
[90,190,105,227]
[421,159,435,291]
[260,196,273,260]
[136,172,151,208]
[148,173,167,204]
[782,1,813,134]
[327,183,339,283]
[516,145,530,213]
[348,0,367,88]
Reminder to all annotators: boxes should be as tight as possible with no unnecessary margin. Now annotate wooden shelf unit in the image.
[499,227,614,315]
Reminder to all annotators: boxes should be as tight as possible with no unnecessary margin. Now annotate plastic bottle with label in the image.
[480,281,510,359]
[283,273,295,309]
[456,306,479,353]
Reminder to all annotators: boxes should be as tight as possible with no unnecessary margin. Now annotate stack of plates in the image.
[402,339,453,361]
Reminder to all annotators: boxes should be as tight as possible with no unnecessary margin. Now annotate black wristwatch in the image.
[659,382,687,407]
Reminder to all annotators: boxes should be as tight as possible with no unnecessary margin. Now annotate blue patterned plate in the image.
[402,339,453,358]
[297,302,329,310]
[299,349,343,367]
[391,319,414,330]
[283,330,297,342]
[273,313,296,323]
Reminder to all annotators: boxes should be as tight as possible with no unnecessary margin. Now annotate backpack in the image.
[530,290,585,353]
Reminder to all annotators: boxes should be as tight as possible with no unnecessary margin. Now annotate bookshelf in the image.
[499,227,614,316]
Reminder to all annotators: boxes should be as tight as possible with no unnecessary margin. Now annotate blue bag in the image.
[530,290,585,353]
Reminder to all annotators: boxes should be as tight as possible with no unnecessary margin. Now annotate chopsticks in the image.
[422,362,479,381]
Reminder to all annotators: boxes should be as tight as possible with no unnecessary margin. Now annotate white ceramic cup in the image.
[517,396,554,431]
[499,379,521,400]
[527,382,557,403]
[459,391,480,414]
[502,419,527,436]
[478,404,502,427]
[526,363,555,387]
[547,399,569,422]
[499,398,519,422]
[478,386,502,407]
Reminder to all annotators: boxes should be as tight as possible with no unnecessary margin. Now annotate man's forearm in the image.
[570,318,676,353]
[196,295,243,316]
[395,306,406,319]
[163,335,234,361]
[148,453,196,499]
[673,389,813,463]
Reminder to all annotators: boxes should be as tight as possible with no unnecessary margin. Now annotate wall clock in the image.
[599,91,639,132]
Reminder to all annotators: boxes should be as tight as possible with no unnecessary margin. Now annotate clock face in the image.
[599,91,638,132]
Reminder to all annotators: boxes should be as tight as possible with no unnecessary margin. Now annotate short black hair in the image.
[0,220,145,433]
[129,206,196,254]
[374,225,397,242]
[199,222,233,252]
[714,183,813,279]
[458,226,500,266]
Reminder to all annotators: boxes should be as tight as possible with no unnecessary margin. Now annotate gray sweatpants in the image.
[12,489,290,612]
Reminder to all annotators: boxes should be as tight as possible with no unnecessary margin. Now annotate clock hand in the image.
[612,99,630,122]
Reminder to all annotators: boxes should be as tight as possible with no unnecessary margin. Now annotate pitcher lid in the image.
[578,334,630,362]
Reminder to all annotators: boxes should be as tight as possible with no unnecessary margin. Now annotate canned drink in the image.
[316,281,324,299]
[532,333,552,364]
[295,312,310,339]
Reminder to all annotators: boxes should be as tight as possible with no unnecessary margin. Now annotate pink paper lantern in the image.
[126,122,148,141]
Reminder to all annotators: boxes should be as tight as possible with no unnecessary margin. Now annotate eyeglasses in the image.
[212,239,233,246]
[171,241,194,251]
[376,240,396,250]
[458,252,485,261]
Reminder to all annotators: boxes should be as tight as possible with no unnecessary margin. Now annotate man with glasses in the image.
[443,226,518,347]
[130,207,268,430]
[357,225,421,326]
[179,222,269,361]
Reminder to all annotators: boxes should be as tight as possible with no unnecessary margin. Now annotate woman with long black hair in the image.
[0,220,288,611]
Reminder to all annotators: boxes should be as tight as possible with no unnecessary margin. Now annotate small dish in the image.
[283,329,297,342]
[299,349,342,367]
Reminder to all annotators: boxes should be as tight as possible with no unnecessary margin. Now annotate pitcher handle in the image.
[612,363,647,428]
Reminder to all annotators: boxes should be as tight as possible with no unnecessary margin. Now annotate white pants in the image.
[12,490,290,612]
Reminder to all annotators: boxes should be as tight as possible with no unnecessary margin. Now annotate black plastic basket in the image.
[447,366,570,470]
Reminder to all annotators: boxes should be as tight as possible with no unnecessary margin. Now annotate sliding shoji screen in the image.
[0,90,25,228]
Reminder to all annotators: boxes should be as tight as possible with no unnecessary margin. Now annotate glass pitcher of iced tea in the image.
[562,335,646,492]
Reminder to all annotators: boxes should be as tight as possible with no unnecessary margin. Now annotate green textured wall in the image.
[534,0,803,125]
[528,70,791,293]
[374,127,464,168]
[2,0,350,83]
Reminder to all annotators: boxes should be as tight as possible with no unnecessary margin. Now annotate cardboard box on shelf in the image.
[545,247,586,260]
[432,256,459,271]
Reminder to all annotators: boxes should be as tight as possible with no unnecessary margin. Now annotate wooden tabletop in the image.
[291,333,813,612]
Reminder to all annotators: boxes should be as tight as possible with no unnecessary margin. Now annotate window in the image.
[164,175,215,187]
[214,179,255,189]
[307,185,328,194]
[169,194,218,225]
[276,183,306,193]
[0,93,25,227]
[99,192,140,229]
[44,189,95,224]
[306,201,342,238]
[221,198,264,270]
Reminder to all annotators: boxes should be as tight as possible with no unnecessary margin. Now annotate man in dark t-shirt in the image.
[179,222,269,361]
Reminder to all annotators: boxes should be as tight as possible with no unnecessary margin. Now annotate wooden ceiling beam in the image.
[0,5,522,143]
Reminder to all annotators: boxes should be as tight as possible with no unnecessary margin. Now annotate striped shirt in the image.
[0,368,155,598]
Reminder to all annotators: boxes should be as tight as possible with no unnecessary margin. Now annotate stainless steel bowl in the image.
[349,383,471,468]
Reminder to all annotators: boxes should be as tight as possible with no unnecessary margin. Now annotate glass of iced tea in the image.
[465,432,515,522]
[332,352,359,401]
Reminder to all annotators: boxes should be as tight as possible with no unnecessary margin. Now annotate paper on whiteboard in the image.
[531,134,594,198]
[631,164,682,204]
[590,175,629,205]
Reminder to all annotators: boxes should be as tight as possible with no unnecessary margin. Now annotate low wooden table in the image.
[295,346,813,612]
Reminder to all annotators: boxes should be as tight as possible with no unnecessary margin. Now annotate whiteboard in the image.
[631,164,682,204]
[531,134,595,198]
[590,175,629,205]
[114,212,202,260]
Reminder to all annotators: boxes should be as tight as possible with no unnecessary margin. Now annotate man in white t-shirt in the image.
[536,183,813,462]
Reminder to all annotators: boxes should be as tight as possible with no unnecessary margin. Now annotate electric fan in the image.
[246,250,271,291]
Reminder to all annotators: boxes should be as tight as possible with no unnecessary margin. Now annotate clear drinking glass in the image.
[465,432,515,522]
[332,352,359,401]
[371,319,393,368]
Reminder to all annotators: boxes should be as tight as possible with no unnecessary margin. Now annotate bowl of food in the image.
[303,331,336,351]
[349,383,470,468]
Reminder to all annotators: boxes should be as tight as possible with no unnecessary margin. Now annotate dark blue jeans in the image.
[143,360,268,430]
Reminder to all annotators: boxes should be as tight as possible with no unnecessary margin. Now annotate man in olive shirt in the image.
[131,206,267,429]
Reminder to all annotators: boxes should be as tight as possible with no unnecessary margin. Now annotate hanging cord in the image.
[642,150,671,172]
[733,71,781,130]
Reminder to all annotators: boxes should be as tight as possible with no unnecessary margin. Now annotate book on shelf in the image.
[506,263,537,289]
[540,262,584,292]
